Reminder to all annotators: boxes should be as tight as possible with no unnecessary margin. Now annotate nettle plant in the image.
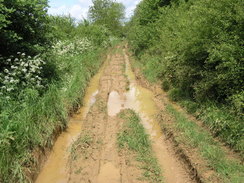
[52,38,93,56]
[0,53,45,98]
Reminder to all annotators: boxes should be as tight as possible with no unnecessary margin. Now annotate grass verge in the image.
[0,49,105,183]
[117,109,163,183]
[129,52,243,155]
[166,104,244,183]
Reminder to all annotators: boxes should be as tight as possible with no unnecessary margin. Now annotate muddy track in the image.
[35,45,195,183]
[68,49,144,183]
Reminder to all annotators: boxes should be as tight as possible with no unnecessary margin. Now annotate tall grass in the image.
[166,105,244,183]
[0,49,104,183]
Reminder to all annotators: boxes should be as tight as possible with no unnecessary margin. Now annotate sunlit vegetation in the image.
[166,104,244,183]
[126,0,244,152]
[0,0,124,182]
[118,109,163,183]
[0,0,243,182]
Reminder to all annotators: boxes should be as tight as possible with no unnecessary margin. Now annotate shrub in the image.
[0,53,46,98]
[180,100,199,114]
[168,88,183,102]
[127,0,244,152]
[162,80,170,92]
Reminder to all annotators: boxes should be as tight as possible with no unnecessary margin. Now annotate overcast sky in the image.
[48,0,141,20]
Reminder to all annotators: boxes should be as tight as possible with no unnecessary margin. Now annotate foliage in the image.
[52,38,93,56]
[0,1,113,181]
[199,104,244,151]
[88,0,125,36]
[0,53,45,98]
[127,0,244,151]
[0,0,51,58]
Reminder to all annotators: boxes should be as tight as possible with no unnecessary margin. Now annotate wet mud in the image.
[35,46,194,183]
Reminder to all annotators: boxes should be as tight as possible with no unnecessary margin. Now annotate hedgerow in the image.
[127,0,244,152]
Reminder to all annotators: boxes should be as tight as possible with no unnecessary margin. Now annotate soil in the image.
[35,45,198,183]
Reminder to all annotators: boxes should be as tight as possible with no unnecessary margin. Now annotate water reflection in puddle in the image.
[107,53,163,140]
[107,91,124,117]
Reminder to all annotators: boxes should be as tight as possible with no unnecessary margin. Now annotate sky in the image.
[48,0,141,20]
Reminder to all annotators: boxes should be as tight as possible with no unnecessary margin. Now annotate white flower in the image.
[7,88,14,92]
[4,69,9,73]
[22,68,27,73]
[21,53,26,56]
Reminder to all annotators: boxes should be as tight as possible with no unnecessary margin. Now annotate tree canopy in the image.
[0,0,51,58]
[88,0,125,36]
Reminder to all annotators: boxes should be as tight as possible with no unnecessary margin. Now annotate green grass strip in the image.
[117,109,163,183]
[166,104,244,183]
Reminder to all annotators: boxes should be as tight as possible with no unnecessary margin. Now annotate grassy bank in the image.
[117,109,163,183]
[0,49,105,183]
[166,104,244,183]
[126,0,244,153]
[130,54,243,155]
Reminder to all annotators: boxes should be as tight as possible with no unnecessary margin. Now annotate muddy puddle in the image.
[35,66,104,183]
[107,51,191,183]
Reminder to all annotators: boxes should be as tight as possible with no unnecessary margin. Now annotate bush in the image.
[200,105,244,152]
[0,0,51,58]
[162,80,170,92]
[168,88,184,102]
[180,100,199,114]
[127,0,244,152]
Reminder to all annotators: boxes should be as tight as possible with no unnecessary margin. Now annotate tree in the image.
[0,0,51,58]
[88,0,125,36]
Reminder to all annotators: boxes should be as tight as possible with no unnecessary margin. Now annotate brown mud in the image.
[35,62,104,183]
[35,45,196,183]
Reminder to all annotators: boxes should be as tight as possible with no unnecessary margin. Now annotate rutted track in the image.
[35,45,195,183]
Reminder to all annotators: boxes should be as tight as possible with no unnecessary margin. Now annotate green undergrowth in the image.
[166,104,244,183]
[0,49,104,183]
[130,54,243,154]
[127,0,243,155]
[117,109,163,183]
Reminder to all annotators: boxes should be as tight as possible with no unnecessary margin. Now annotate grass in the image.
[0,49,104,183]
[130,53,243,154]
[117,109,163,183]
[166,104,244,183]
[70,134,93,161]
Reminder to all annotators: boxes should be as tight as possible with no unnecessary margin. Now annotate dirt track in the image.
[36,45,195,183]
[68,45,194,183]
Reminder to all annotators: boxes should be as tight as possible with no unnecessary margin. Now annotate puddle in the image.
[97,162,120,183]
[123,51,191,183]
[107,91,124,117]
[35,66,103,183]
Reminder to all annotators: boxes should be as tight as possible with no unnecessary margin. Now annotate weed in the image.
[117,109,163,183]
[70,134,93,161]
[166,104,244,183]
